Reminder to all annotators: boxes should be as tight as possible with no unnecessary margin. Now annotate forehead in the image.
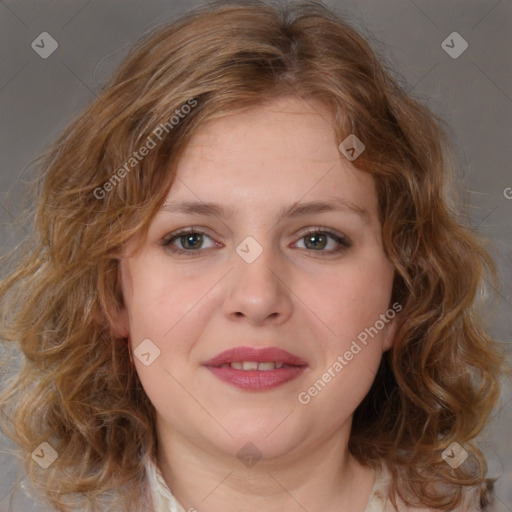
[179,96,340,171]
[165,96,377,218]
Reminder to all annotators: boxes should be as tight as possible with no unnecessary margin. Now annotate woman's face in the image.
[117,96,396,462]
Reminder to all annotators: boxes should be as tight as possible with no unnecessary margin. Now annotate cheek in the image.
[304,257,394,341]
[125,260,217,354]
[125,257,180,325]
[298,263,393,422]
[125,264,214,406]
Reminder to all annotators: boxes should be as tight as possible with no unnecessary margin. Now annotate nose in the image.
[222,242,293,327]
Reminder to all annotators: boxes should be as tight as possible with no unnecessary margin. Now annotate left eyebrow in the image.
[159,197,369,222]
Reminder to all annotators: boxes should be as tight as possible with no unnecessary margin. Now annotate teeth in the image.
[225,361,286,370]
[242,361,259,370]
[257,362,276,371]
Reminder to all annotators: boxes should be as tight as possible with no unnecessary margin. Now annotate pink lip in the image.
[202,346,308,391]
[202,346,308,367]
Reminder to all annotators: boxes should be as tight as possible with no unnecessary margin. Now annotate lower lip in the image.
[205,365,306,390]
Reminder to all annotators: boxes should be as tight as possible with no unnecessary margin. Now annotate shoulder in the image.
[367,463,483,512]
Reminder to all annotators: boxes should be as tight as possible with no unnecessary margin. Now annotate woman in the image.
[0,1,504,510]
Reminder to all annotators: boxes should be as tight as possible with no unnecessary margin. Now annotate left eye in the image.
[293,229,350,252]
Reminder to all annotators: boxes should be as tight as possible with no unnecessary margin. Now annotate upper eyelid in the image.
[162,226,217,240]
[163,226,350,249]
[164,226,346,239]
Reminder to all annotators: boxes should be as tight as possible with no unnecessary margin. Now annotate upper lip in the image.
[202,346,308,367]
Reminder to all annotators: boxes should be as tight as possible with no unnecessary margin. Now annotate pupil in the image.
[182,233,202,249]
[306,234,326,250]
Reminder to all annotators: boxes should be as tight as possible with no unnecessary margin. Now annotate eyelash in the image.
[161,227,352,256]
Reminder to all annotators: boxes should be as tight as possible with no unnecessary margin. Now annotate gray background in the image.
[0,0,511,510]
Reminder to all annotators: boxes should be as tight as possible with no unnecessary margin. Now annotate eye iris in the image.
[181,233,203,249]
[305,233,327,250]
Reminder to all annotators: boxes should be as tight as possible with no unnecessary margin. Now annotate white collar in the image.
[145,457,187,512]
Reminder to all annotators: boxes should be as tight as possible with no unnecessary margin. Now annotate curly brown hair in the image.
[0,1,505,510]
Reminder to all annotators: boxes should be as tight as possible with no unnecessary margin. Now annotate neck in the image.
[155,421,375,512]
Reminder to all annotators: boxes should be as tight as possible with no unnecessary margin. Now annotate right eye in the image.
[161,228,221,255]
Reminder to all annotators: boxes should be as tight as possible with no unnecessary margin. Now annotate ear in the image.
[381,314,399,352]
[109,262,130,339]
[111,303,130,339]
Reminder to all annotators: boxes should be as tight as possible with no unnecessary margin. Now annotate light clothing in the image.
[146,458,187,512]
[145,458,480,512]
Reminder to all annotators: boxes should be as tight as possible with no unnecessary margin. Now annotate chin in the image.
[213,421,304,460]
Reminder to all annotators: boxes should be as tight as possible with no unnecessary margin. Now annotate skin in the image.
[115,96,397,512]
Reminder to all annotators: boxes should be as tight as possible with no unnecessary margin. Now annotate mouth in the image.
[218,361,289,370]
[202,346,308,391]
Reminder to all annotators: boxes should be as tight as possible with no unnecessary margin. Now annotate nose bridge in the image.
[223,235,292,325]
